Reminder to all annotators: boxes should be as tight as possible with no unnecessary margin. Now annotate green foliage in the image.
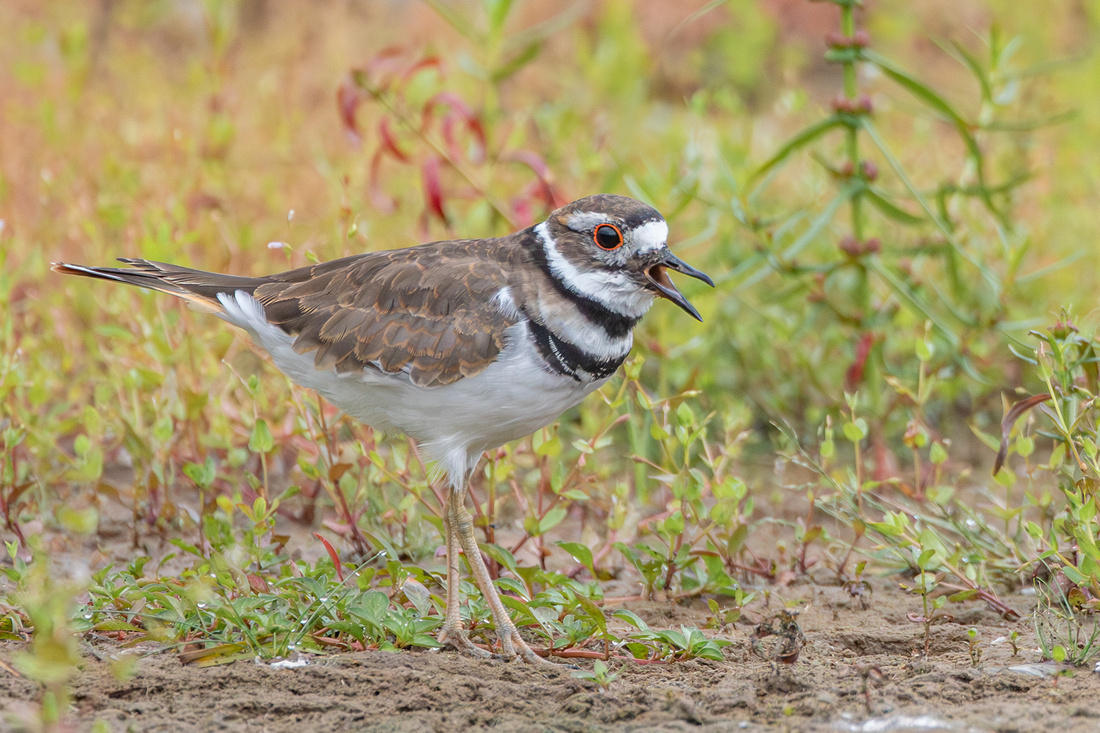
[9,544,84,729]
[571,659,620,689]
[1033,571,1100,667]
[718,7,1050,443]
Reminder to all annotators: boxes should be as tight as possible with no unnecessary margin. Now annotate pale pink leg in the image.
[449,494,556,666]
[437,491,491,657]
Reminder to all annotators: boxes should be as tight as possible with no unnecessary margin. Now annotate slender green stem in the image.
[838,3,868,313]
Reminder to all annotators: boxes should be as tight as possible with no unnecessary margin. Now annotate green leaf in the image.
[574,594,608,635]
[498,594,538,626]
[1061,565,1087,585]
[613,609,649,632]
[843,418,868,442]
[479,543,518,574]
[249,420,274,454]
[710,498,741,526]
[495,577,529,601]
[183,457,217,488]
[865,187,925,225]
[537,506,568,536]
[662,510,685,537]
[358,590,389,623]
[748,116,843,187]
[557,542,594,575]
[58,506,98,535]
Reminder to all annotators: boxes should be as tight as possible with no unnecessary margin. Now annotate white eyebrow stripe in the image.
[563,211,611,231]
[630,220,668,253]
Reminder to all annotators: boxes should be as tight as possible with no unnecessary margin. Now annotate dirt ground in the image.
[3,576,1099,733]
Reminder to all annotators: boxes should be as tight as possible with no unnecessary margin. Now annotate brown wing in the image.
[254,239,520,388]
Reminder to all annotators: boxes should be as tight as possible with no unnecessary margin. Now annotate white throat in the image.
[534,222,654,318]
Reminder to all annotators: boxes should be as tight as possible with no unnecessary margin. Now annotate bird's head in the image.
[538,194,714,321]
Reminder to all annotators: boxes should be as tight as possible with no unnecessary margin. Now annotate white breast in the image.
[217,291,604,490]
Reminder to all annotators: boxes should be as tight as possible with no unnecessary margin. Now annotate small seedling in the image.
[967,628,981,666]
[845,561,873,610]
[571,659,619,690]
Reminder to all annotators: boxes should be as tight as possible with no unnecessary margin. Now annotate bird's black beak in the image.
[644,250,714,322]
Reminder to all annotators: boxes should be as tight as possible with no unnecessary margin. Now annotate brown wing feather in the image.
[55,238,527,388]
[253,238,522,388]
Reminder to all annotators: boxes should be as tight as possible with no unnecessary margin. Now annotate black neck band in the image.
[528,321,625,382]
[526,231,640,339]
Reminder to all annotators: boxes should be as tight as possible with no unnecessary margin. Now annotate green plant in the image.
[996,312,1100,624]
[1033,572,1100,667]
[899,542,949,656]
[571,659,620,689]
[966,627,981,666]
[719,1,1056,449]
[11,547,83,732]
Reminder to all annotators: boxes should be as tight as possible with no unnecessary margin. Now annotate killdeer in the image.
[53,194,713,665]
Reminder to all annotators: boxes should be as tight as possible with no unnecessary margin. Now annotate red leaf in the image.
[336,77,364,147]
[511,196,534,228]
[421,156,448,225]
[367,45,405,69]
[378,118,410,162]
[422,92,486,163]
[400,56,444,88]
[844,332,876,392]
[313,532,345,582]
[440,114,461,162]
[363,46,407,90]
[464,117,487,164]
[506,150,562,207]
[247,574,270,594]
[993,392,1051,475]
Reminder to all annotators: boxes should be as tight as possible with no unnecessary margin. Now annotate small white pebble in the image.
[270,656,308,669]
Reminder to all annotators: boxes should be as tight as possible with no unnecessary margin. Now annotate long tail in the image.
[51,259,264,311]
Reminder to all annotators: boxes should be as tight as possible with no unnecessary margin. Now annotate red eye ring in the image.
[593,223,624,250]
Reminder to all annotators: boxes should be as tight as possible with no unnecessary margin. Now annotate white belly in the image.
[217,291,606,488]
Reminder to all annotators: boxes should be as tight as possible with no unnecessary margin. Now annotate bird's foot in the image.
[437,624,493,658]
[498,626,561,668]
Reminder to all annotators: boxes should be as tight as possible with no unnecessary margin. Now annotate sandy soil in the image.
[3,577,1099,732]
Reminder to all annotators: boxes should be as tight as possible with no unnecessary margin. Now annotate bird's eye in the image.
[593,224,623,250]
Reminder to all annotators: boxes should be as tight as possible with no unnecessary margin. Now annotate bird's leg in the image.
[449,493,556,666]
[437,491,491,657]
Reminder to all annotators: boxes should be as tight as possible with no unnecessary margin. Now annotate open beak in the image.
[644,250,714,322]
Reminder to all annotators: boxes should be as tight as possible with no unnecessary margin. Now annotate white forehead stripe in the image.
[629,220,668,253]
[535,222,653,318]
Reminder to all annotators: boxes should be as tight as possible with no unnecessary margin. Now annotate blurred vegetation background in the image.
[3,0,1100,663]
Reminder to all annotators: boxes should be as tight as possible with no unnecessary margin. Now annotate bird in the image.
[53,193,713,665]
